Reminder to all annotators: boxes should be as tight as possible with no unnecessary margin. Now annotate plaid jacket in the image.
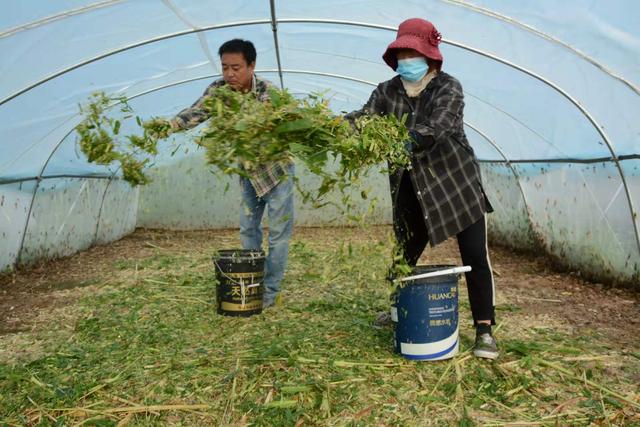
[173,76,292,197]
[348,72,492,245]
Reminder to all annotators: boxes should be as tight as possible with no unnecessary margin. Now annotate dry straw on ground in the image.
[1,226,639,425]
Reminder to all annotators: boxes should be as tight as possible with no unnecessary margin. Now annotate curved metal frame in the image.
[161,0,218,72]
[7,18,640,266]
[93,176,114,243]
[439,0,640,95]
[442,37,640,255]
[463,123,536,236]
[269,0,285,89]
[464,91,553,149]
[5,1,638,97]
[0,0,125,39]
[0,19,272,106]
[13,67,534,267]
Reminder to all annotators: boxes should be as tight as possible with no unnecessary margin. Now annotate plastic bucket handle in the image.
[399,266,471,283]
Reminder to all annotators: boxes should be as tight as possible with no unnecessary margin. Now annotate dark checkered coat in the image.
[348,72,492,247]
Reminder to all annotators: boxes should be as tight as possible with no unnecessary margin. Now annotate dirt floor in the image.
[1,226,639,347]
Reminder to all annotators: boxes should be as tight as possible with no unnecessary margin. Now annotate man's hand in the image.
[143,118,174,139]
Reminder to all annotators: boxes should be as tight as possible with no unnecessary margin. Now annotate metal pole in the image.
[269,0,285,89]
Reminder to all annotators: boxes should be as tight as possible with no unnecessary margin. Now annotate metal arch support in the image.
[93,174,116,244]
[0,19,389,107]
[13,63,610,266]
[14,175,40,267]
[0,18,398,106]
[464,91,553,148]
[8,16,639,257]
[0,0,126,39]
[93,166,137,247]
[0,19,272,107]
[269,0,285,89]
[6,1,636,95]
[439,0,640,96]
[115,69,379,102]
[463,122,536,231]
[441,39,640,256]
[15,104,120,266]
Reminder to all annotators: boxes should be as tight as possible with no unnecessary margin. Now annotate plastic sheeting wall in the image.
[1,1,638,285]
[137,155,392,229]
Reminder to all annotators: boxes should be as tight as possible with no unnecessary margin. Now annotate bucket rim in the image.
[399,265,471,283]
[410,264,457,274]
[213,249,266,261]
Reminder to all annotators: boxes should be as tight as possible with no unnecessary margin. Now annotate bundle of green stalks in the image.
[76,87,410,207]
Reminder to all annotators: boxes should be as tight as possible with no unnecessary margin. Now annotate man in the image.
[347,19,498,359]
[170,39,294,309]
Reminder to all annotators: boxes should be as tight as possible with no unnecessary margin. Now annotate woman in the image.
[347,18,498,359]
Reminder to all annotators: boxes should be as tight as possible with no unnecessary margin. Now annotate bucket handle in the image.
[216,269,262,287]
[399,266,472,283]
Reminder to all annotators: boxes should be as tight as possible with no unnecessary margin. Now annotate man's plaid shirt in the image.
[347,72,492,245]
[173,75,292,197]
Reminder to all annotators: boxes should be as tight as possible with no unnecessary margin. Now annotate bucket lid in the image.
[399,266,471,283]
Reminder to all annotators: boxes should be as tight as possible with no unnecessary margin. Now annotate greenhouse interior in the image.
[1,1,639,425]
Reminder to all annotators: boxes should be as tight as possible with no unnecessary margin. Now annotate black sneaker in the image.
[473,333,499,359]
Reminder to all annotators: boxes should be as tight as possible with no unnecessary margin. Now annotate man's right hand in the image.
[143,118,174,139]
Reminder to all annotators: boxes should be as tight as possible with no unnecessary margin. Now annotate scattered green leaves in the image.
[76,92,171,186]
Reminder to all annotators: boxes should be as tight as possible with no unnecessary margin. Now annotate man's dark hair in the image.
[218,39,257,65]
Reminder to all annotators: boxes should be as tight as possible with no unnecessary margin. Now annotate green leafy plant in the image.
[197,85,409,206]
[76,93,169,186]
[76,87,409,203]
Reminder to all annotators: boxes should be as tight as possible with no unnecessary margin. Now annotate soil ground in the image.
[1,226,639,425]
[2,226,638,347]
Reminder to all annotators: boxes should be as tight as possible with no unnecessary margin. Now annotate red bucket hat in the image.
[383,18,443,70]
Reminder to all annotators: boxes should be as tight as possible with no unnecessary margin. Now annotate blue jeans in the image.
[239,165,295,304]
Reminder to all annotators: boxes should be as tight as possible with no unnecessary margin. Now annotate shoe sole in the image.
[473,349,499,360]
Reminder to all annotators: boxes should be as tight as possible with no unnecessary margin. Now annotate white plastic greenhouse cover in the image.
[1,1,639,284]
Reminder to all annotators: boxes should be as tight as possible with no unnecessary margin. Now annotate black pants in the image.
[393,173,495,325]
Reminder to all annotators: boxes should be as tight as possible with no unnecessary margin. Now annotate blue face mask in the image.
[396,57,428,82]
